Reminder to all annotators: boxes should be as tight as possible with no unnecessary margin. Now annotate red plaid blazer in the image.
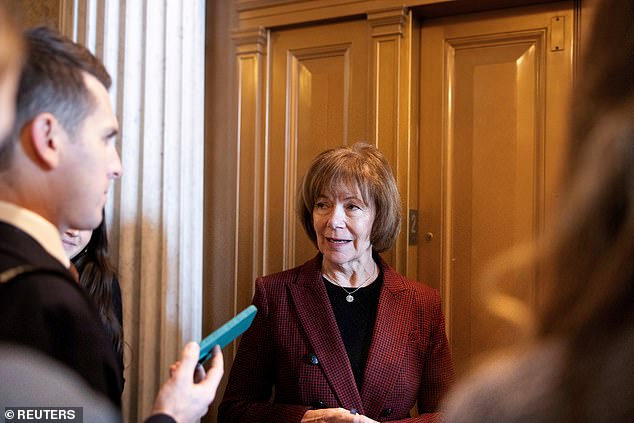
[218,254,455,422]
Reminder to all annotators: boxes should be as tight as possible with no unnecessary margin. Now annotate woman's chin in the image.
[320,251,370,267]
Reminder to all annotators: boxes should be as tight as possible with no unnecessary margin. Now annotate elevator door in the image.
[419,2,573,376]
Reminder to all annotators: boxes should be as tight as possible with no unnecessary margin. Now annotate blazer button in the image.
[379,408,393,417]
[308,352,319,365]
[310,401,325,409]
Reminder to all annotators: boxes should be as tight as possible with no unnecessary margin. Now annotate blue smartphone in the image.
[198,305,258,365]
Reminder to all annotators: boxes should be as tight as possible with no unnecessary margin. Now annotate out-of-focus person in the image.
[219,143,454,423]
[0,343,121,422]
[442,0,634,422]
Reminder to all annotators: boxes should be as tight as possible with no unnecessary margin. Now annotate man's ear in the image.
[28,112,65,169]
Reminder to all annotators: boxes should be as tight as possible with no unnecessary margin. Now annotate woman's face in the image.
[312,183,375,268]
[62,229,93,259]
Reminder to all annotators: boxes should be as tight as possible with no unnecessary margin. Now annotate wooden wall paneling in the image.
[235,0,568,29]
[403,13,421,281]
[204,2,239,421]
[542,11,574,245]
[265,20,371,273]
[284,43,353,268]
[368,7,407,272]
[232,27,268,314]
[575,0,598,69]
[419,3,574,376]
[419,21,444,295]
[368,7,420,278]
[447,32,545,374]
[5,0,61,29]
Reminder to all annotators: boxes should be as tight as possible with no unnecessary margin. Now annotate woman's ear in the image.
[27,112,64,169]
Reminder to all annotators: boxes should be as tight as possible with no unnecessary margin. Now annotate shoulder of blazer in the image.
[258,254,322,286]
[380,257,441,301]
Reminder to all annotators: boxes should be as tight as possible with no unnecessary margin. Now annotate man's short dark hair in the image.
[0,26,111,168]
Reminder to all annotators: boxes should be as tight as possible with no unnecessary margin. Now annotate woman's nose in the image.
[327,206,346,229]
[66,229,80,237]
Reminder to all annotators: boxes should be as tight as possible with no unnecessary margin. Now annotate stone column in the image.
[60,1,206,421]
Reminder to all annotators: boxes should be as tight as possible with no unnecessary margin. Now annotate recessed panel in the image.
[448,38,543,370]
[291,47,351,266]
[266,19,370,273]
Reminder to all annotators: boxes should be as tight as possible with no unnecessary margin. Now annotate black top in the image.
[323,272,383,388]
[72,249,125,390]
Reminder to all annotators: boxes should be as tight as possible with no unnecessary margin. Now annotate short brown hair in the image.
[0,26,111,168]
[297,142,401,253]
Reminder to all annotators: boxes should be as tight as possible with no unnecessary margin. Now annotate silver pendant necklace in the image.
[323,262,378,303]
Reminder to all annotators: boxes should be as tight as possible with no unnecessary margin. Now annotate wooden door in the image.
[419,2,573,376]
[265,19,371,273]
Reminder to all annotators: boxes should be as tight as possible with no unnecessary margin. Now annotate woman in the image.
[219,143,455,422]
[62,213,124,385]
[442,0,634,421]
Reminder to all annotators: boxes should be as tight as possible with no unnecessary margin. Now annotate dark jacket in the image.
[0,221,123,407]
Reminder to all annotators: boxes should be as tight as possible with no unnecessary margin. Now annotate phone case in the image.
[198,304,258,365]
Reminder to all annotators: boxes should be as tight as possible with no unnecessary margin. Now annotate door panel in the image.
[419,2,573,376]
[267,20,370,273]
[293,46,351,265]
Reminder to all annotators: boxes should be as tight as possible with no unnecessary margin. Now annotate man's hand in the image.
[151,342,224,423]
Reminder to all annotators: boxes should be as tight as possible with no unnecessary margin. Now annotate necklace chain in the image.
[323,262,378,303]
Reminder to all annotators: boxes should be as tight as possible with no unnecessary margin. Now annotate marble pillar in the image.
[60,1,206,421]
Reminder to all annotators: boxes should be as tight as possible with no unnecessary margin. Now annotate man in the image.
[0,27,222,422]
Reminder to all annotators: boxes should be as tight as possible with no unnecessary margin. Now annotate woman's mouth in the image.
[62,239,77,247]
[326,237,350,244]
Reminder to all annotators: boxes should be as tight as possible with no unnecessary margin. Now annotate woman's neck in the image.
[321,255,377,288]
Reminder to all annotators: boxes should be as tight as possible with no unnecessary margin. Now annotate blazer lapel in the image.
[288,256,364,412]
[360,260,411,417]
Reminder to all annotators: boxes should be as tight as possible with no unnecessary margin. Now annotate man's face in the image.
[58,72,121,232]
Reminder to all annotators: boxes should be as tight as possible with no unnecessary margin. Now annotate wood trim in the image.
[369,7,409,273]
[368,6,407,37]
[233,26,268,54]
[232,27,268,311]
[236,0,568,29]
[282,43,354,269]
